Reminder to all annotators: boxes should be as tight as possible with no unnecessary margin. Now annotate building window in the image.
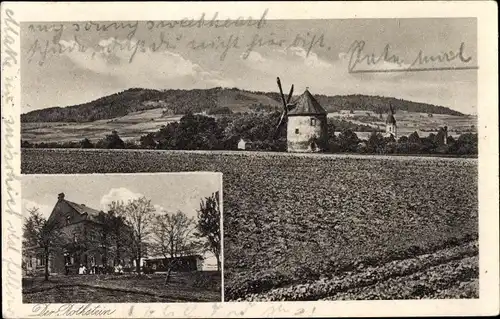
[310,118,317,126]
[295,128,299,134]
[66,215,71,225]
[38,255,45,266]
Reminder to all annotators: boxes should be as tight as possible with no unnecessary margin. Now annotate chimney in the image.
[58,193,65,201]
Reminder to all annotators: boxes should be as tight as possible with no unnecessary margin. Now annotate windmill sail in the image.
[277,77,288,111]
[274,77,294,137]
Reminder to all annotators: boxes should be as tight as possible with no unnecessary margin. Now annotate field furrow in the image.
[321,256,478,300]
[242,242,477,301]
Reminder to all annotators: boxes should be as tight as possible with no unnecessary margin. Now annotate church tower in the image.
[385,105,397,139]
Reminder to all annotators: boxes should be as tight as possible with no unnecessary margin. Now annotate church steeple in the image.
[385,104,397,138]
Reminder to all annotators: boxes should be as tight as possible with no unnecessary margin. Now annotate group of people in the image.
[65,262,126,275]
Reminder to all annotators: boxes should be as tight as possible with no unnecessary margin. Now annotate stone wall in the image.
[287,115,327,152]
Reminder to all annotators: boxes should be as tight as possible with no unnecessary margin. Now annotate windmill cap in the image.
[287,89,327,116]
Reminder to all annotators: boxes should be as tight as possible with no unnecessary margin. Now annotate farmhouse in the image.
[286,89,328,152]
[23,193,134,275]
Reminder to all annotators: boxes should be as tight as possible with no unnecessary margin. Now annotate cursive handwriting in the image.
[27,302,319,317]
[347,40,404,73]
[409,42,472,68]
[26,28,326,65]
[77,21,139,39]
[146,9,268,30]
[31,304,116,317]
[347,40,476,73]
[26,32,180,65]
[2,6,21,319]
[187,34,240,61]
[240,31,326,60]
[4,75,15,106]
[2,9,19,68]
[27,36,88,66]
[23,11,337,65]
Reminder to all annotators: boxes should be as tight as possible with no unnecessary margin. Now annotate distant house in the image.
[143,255,204,272]
[23,193,133,275]
[237,138,249,150]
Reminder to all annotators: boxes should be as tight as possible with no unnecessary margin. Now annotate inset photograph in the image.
[21,172,222,303]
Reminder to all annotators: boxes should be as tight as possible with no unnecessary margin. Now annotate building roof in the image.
[386,113,397,125]
[287,89,327,116]
[65,200,103,223]
[144,254,204,260]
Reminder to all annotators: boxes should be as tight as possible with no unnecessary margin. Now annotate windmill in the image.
[273,77,328,152]
[274,77,295,137]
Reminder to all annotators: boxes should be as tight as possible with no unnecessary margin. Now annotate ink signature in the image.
[347,40,476,73]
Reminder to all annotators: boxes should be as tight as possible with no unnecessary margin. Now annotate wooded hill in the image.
[21,87,465,123]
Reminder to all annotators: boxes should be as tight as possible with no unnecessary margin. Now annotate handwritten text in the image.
[347,40,476,73]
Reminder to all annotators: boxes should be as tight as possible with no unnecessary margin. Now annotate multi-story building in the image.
[23,193,134,275]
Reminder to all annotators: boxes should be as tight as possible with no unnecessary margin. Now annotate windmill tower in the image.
[385,104,397,139]
[274,77,328,152]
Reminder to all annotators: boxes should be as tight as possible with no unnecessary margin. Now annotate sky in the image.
[22,173,222,265]
[21,18,477,114]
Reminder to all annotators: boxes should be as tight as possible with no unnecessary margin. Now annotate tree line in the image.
[23,192,221,283]
[21,113,477,156]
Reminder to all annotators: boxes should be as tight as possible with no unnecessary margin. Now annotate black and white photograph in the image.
[2,1,498,318]
[21,173,222,303]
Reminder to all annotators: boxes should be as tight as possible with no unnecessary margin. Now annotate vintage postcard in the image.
[2,1,499,318]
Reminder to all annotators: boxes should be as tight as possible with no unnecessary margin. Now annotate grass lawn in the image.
[23,272,221,303]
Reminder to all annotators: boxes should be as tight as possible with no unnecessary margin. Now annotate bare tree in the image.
[23,207,63,281]
[96,210,131,269]
[151,211,200,284]
[196,191,221,271]
[111,197,155,275]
